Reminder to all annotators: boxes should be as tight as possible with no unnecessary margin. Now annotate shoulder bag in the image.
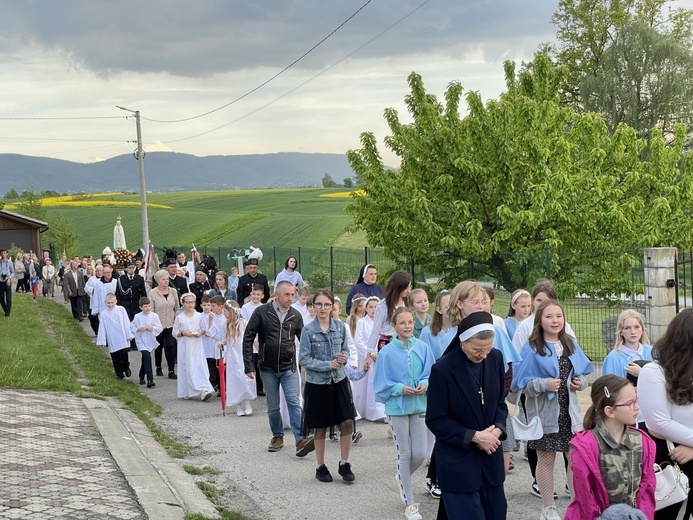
[509,391,543,441]
[655,440,690,511]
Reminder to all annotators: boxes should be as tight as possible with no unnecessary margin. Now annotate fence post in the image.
[410,255,415,282]
[364,246,369,266]
[644,247,677,343]
[545,247,551,279]
[330,247,334,293]
[273,247,277,280]
[298,247,302,275]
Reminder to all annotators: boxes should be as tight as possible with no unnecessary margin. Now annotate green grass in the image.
[0,294,190,457]
[184,465,221,476]
[43,188,363,256]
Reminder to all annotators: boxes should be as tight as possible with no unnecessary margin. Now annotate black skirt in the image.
[301,377,355,435]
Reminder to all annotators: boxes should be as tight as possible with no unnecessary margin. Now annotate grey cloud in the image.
[1,0,558,77]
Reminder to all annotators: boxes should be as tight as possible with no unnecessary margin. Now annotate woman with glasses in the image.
[639,308,693,520]
[565,374,655,520]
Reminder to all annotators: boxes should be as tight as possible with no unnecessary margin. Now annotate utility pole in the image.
[116,106,150,251]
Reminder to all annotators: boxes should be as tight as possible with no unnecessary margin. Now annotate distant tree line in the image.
[4,188,66,200]
[322,173,356,189]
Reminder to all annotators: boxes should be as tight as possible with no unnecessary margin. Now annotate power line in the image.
[166,0,432,145]
[0,136,125,143]
[0,116,127,121]
[141,0,374,124]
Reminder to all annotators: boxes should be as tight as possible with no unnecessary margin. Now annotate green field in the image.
[40,188,361,256]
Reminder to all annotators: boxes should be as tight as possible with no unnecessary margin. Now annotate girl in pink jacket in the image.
[565,374,656,520]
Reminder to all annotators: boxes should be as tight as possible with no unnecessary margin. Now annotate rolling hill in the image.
[0,151,355,194]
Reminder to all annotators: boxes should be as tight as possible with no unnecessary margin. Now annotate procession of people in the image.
[4,229,690,520]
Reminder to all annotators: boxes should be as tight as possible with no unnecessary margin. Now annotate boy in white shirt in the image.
[204,295,227,395]
[97,293,135,379]
[130,296,163,388]
[241,286,264,395]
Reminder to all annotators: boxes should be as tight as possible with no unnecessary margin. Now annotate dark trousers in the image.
[427,446,438,483]
[139,351,153,382]
[110,348,130,378]
[253,353,264,393]
[69,295,84,320]
[88,313,99,335]
[21,277,30,292]
[0,280,12,316]
[15,277,24,292]
[440,481,506,520]
[155,327,177,372]
[207,358,219,389]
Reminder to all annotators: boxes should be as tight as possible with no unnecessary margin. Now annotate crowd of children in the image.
[42,251,689,520]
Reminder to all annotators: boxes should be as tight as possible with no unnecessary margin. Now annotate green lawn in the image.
[41,188,361,256]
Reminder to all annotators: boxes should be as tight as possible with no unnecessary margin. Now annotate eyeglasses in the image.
[613,397,638,411]
[313,302,333,309]
[464,299,488,308]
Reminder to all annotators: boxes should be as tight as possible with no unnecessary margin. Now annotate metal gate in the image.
[674,250,693,313]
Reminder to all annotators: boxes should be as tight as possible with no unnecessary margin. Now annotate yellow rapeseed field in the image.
[319,190,363,198]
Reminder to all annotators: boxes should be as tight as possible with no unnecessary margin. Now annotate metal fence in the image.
[159,244,648,363]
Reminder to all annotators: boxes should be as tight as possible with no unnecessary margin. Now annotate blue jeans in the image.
[260,369,303,443]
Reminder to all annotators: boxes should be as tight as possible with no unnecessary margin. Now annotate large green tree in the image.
[346,53,693,297]
[551,0,693,145]
[43,213,79,259]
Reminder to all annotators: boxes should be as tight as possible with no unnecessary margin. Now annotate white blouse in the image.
[639,362,693,446]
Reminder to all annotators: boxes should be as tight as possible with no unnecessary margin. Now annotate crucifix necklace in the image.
[468,362,485,406]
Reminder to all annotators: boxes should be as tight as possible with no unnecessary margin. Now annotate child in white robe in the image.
[173,293,214,401]
[352,296,386,422]
[222,300,256,416]
[97,293,134,379]
[130,296,163,388]
[201,296,224,393]
[241,287,264,396]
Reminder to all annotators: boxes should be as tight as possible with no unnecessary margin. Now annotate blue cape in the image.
[373,337,434,414]
[511,340,593,399]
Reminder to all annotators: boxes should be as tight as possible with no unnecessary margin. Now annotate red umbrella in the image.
[218,346,227,416]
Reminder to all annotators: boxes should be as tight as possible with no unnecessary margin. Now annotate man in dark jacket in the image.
[116,261,148,350]
[243,280,313,456]
[236,258,270,304]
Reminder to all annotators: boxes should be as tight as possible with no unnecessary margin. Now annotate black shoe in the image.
[338,462,355,482]
[147,381,156,388]
[139,378,145,385]
[168,372,177,380]
[117,374,125,380]
[156,367,164,377]
[125,368,131,378]
[316,464,333,483]
[257,390,266,396]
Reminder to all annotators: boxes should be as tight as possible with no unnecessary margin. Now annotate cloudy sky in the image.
[0,0,680,166]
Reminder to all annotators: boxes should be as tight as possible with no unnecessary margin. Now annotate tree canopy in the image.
[346,53,693,297]
[551,0,693,146]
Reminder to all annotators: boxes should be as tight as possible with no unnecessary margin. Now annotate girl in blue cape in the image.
[512,299,593,520]
[373,306,434,520]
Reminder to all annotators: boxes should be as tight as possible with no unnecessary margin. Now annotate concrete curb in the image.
[85,397,220,520]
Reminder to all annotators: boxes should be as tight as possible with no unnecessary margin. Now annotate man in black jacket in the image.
[116,261,148,350]
[236,258,270,305]
[243,280,313,456]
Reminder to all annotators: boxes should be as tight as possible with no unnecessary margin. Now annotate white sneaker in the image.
[244,400,253,416]
[540,505,561,520]
[404,503,422,520]
[201,391,213,401]
[236,405,246,416]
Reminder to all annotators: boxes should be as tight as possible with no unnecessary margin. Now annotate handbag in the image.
[509,391,543,441]
[655,440,690,511]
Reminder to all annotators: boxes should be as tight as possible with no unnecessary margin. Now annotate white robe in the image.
[97,306,134,353]
[352,315,386,421]
[130,312,163,352]
[91,279,118,316]
[173,312,214,398]
[201,311,226,360]
[223,320,257,406]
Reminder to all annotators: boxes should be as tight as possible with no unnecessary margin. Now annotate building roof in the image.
[0,209,49,230]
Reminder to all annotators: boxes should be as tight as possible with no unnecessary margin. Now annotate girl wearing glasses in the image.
[565,374,655,520]
[512,300,593,520]
[299,289,356,484]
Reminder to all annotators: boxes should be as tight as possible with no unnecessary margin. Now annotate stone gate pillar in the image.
[644,247,677,343]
